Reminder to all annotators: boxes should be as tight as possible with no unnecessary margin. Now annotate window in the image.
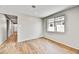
[47,15,65,32]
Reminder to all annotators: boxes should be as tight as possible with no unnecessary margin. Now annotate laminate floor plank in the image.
[0,37,76,54]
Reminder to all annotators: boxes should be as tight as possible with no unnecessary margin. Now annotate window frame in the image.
[47,15,65,33]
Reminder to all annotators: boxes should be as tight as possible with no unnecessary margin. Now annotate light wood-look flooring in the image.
[0,32,77,54]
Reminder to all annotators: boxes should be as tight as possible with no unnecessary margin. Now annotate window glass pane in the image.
[47,18,55,32]
[56,25,64,32]
[48,23,55,32]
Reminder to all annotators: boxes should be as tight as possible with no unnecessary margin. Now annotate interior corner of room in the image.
[0,5,79,54]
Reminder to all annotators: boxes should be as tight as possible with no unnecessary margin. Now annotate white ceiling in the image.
[0,5,76,18]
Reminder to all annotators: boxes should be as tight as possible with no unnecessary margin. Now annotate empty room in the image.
[0,5,79,54]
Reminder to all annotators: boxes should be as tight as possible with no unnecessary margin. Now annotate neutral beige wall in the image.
[43,6,79,49]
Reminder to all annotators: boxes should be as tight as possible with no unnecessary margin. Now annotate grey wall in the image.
[18,15,43,42]
[0,13,43,43]
[43,6,79,49]
[0,14,7,44]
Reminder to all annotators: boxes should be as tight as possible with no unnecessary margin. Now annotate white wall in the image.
[43,6,79,49]
[0,14,7,44]
[0,12,43,43]
[18,15,43,42]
